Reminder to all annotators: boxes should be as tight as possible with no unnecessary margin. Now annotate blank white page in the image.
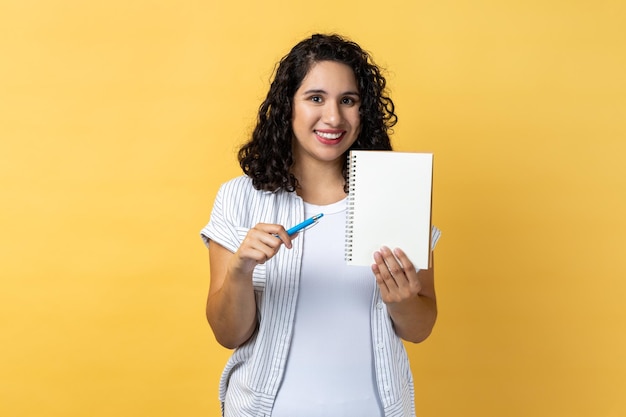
[345,151,433,269]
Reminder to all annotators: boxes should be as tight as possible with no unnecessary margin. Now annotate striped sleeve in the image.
[200,180,243,253]
[431,225,441,250]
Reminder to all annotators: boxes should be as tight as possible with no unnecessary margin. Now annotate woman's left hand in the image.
[372,246,421,305]
[372,246,437,343]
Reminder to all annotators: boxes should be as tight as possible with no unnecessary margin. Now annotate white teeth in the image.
[316,131,342,139]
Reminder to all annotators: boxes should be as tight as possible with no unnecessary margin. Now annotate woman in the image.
[201,33,437,417]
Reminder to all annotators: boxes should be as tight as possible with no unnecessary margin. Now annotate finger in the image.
[391,247,422,294]
[391,247,414,272]
[238,236,277,264]
[239,226,286,264]
[380,246,407,282]
[233,244,272,270]
[380,246,424,299]
[272,229,294,249]
[254,223,296,249]
[372,249,399,291]
[250,224,292,250]
[371,254,391,297]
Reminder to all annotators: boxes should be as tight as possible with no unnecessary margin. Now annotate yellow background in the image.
[1,0,625,416]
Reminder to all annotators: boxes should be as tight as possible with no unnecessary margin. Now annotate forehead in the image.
[298,60,358,91]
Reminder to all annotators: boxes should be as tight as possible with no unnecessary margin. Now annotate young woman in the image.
[201,33,437,417]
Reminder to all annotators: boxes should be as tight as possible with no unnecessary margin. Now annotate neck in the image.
[291,159,347,205]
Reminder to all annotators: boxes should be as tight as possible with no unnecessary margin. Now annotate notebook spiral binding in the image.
[345,152,357,262]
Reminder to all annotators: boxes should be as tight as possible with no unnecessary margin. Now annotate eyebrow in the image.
[302,89,360,97]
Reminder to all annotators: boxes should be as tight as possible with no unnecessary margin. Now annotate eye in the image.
[309,95,323,103]
[341,96,358,106]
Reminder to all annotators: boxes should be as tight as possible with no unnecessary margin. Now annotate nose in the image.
[322,101,342,126]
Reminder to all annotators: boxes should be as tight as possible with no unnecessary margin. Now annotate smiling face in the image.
[291,60,361,168]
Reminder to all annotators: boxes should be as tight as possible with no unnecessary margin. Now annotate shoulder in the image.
[217,175,273,201]
[206,176,302,243]
[219,175,255,192]
[215,175,294,217]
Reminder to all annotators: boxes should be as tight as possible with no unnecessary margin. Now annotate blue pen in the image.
[285,213,324,236]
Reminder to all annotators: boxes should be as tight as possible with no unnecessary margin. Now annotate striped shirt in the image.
[201,175,424,417]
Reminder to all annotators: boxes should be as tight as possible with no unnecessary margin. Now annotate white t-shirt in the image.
[271,198,384,416]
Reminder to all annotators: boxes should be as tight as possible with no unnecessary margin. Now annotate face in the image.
[291,60,361,167]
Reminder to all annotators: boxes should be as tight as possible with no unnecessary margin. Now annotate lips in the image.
[315,130,345,144]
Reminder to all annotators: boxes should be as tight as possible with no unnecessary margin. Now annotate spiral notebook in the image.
[345,150,433,269]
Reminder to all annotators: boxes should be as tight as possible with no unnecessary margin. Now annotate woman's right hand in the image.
[230,223,294,276]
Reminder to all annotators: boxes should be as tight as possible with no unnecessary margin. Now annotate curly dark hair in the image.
[238,33,397,192]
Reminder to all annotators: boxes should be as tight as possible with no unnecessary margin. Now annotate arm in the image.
[372,247,437,343]
[206,224,294,349]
